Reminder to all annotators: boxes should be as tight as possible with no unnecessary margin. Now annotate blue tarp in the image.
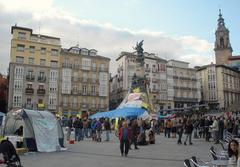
[89,107,145,119]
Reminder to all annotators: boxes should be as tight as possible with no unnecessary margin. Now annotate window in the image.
[17,44,25,52]
[83,72,88,82]
[39,71,44,78]
[27,84,32,88]
[28,57,34,64]
[41,48,46,55]
[100,64,105,71]
[27,98,31,105]
[14,66,24,79]
[40,59,46,66]
[16,56,24,64]
[82,85,87,93]
[38,99,43,104]
[18,32,26,39]
[91,85,96,93]
[13,95,22,107]
[29,46,35,53]
[82,58,91,70]
[50,60,58,67]
[51,49,58,56]
[92,62,97,71]
[38,85,44,90]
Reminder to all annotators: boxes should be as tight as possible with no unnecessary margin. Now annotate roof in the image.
[196,63,240,73]
[229,55,240,61]
[11,25,60,40]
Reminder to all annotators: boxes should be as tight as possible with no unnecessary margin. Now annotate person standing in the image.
[66,116,73,141]
[119,122,132,156]
[130,119,139,149]
[184,119,194,145]
[104,118,111,141]
[73,117,80,141]
[177,119,184,144]
[96,119,102,142]
[218,117,225,141]
[210,117,219,144]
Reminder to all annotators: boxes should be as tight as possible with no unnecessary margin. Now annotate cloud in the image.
[0,0,213,75]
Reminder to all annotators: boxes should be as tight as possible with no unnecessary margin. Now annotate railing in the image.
[145,68,151,72]
[37,89,45,95]
[48,105,57,110]
[81,103,88,108]
[38,76,46,82]
[71,89,79,95]
[173,97,198,102]
[26,75,35,81]
[72,103,78,109]
[25,88,34,94]
[99,67,108,72]
[62,63,72,68]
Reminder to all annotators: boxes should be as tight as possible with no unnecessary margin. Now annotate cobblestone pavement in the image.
[20,132,218,167]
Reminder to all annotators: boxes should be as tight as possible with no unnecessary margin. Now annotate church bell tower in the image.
[214,9,232,65]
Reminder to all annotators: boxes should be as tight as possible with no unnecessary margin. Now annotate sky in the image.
[0,0,239,75]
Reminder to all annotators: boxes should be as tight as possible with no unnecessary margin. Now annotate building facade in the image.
[197,64,240,111]
[110,51,173,111]
[167,60,201,109]
[59,46,110,117]
[0,73,8,113]
[8,26,61,112]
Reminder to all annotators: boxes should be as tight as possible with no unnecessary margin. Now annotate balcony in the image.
[37,89,46,95]
[152,68,158,73]
[82,78,88,83]
[63,103,69,109]
[82,91,88,96]
[62,63,72,68]
[92,79,98,83]
[48,105,57,110]
[72,103,78,109]
[99,67,108,72]
[25,88,34,94]
[89,91,98,96]
[81,103,88,109]
[98,104,108,111]
[25,103,33,109]
[26,75,35,81]
[38,76,46,82]
[151,89,159,93]
[71,89,79,95]
[145,68,151,72]
[92,67,97,72]
[173,97,198,102]
[152,78,158,83]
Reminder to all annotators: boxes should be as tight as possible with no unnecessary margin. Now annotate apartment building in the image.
[197,64,240,111]
[167,60,201,109]
[60,46,110,117]
[8,25,61,112]
[110,51,169,111]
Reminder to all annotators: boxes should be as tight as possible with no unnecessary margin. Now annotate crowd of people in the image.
[61,111,240,158]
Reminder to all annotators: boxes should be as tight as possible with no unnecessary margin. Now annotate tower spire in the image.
[218,9,225,28]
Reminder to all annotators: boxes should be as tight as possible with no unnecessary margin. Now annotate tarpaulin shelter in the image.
[2,109,64,152]
[89,107,147,119]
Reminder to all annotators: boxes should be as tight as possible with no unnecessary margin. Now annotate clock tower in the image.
[214,9,232,65]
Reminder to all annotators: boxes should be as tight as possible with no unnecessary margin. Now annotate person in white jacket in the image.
[210,117,219,144]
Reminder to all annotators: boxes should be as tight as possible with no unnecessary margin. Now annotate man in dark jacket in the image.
[104,119,111,141]
[184,119,194,145]
[66,116,73,141]
[130,119,139,149]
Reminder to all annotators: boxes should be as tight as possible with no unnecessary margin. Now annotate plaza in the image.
[20,132,215,167]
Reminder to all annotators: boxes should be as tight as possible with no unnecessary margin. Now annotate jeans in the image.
[120,139,130,155]
[185,133,192,144]
[75,128,80,141]
[106,130,110,141]
[84,128,88,138]
[79,129,83,140]
[178,132,183,144]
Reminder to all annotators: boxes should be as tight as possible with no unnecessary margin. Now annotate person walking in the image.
[96,119,102,142]
[184,119,194,145]
[118,122,132,157]
[104,118,111,141]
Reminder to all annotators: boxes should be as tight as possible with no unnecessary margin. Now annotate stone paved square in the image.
[20,132,217,167]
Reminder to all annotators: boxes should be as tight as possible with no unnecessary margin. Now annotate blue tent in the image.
[89,107,145,119]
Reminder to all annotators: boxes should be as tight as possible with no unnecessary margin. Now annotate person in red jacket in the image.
[119,121,132,156]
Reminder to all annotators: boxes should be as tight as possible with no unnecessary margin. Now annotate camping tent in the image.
[90,107,147,119]
[3,109,64,152]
